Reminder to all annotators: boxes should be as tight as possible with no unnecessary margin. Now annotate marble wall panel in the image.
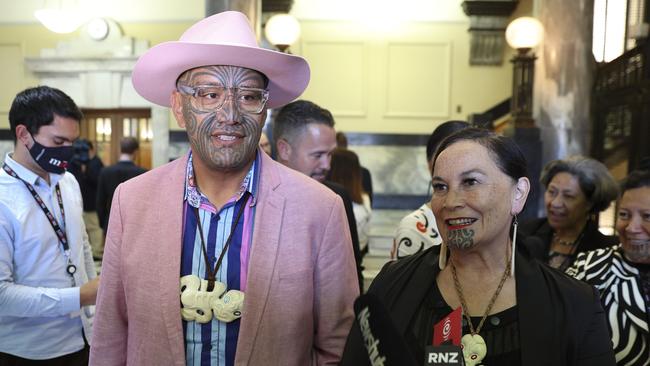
[350,145,429,196]
[168,142,190,162]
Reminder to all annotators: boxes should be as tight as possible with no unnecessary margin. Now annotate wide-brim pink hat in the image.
[132,11,310,108]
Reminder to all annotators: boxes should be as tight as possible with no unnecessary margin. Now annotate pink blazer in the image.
[89,152,359,365]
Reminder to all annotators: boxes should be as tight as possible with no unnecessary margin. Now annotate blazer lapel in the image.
[235,155,285,365]
[155,157,187,365]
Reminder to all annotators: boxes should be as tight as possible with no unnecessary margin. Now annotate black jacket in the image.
[520,218,618,263]
[340,238,616,366]
[323,180,364,293]
[96,161,147,232]
[69,156,104,212]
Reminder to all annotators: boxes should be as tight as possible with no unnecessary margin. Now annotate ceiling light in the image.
[34,8,85,34]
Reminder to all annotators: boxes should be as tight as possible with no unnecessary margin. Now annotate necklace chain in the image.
[552,233,577,247]
[451,252,511,336]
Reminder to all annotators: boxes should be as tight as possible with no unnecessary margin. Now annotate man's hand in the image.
[80,276,100,306]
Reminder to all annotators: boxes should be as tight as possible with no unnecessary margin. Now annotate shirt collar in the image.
[3,153,63,187]
[183,150,261,210]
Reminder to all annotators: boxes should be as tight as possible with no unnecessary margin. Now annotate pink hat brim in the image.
[132,41,310,108]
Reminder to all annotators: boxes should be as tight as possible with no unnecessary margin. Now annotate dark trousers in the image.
[0,346,89,366]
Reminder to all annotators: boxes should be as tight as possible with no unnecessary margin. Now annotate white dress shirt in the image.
[0,153,96,360]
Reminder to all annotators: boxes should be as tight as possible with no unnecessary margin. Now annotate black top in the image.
[340,238,616,366]
[69,156,104,212]
[323,180,363,293]
[520,218,618,266]
[361,166,373,205]
[409,279,521,365]
[96,161,147,232]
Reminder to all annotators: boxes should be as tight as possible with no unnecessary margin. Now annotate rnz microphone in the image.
[353,294,418,366]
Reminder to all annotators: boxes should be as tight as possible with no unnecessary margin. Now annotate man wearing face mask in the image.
[0,86,99,365]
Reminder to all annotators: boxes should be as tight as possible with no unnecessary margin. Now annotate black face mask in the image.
[28,136,75,175]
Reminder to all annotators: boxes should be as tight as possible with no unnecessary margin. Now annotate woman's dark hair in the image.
[540,156,618,213]
[433,127,529,182]
[621,169,650,193]
[9,86,83,142]
[329,148,364,204]
[426,120,470,164]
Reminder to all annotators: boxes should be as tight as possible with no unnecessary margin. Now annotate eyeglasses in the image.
[177,84,269,114]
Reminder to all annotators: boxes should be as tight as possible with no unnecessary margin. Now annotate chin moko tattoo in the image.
[448,228,475,249]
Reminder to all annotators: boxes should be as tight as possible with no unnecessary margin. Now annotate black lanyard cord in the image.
[2,163,76,276]
[193,191,249,292]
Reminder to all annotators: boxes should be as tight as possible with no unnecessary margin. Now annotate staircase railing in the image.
[592,41,650,171]
[468,97,511,130]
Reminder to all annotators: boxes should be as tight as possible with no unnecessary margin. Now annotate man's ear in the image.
[170,91,186,129]
[511,177,531,216]
[276,138,292,162]
[14,124,32,147]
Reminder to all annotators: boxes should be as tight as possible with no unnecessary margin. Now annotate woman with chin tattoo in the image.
[520,156,619,271]
[567,169,650,366]
[341,128,615,366]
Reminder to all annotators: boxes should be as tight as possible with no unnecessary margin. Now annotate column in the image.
[535,0,595,161]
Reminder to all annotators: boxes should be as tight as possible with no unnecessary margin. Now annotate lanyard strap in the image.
[2,163,69,251]
[193,192,249,292]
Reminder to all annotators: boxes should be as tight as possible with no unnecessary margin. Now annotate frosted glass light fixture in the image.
[34,8,85,33]
[505,17,544,51]
[34,0,87,35]
[264,14,301,53]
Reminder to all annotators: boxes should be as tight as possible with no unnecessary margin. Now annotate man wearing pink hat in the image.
[90,11,358,366]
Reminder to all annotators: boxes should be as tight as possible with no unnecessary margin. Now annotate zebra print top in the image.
[567,245,650,366]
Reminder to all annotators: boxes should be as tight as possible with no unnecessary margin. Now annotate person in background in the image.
[567,169,650,365]
[95,136,146,242]
[259,131,272,156]
[68,139,104,259]
[392,120,469,259]
[0,86,99,365]
[329,148,372,256]
[521,156,619,271]
[335,131,373,204]
[274,99,364,293]
[341,128,616,366]
[90,12,357,365]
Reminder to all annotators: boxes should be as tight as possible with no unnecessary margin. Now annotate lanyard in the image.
[193,192,249,292]
[2,163,77,276]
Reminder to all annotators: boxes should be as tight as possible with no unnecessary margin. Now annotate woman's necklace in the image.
[451,253,511,366]
[552,232,578,247]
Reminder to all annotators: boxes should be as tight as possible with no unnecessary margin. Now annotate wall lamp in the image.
[264,13,301,53]
[505,17,544,128]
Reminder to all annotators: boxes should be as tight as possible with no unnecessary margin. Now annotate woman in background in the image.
[521,156,619,270]
[392,120,469,259]
[567,169,650,366]
[329,148,372,253]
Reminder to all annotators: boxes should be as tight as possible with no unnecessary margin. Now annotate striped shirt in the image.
[181,151,260,366]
